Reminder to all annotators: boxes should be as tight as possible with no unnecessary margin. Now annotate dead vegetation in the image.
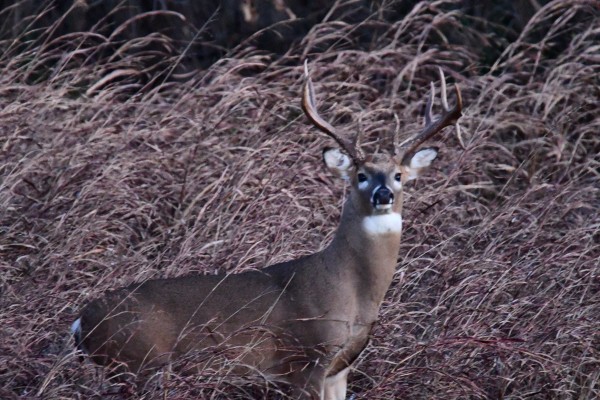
[0,0,598,399]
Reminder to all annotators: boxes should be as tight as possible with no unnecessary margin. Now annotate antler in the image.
[302,61,364,165]
[397,67,463,164]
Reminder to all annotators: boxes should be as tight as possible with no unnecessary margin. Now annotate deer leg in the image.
[323,367,350,400]
[288,364,326,399]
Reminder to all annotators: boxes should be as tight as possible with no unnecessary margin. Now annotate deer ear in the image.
[323,148,354,180]
[404,147,438,181]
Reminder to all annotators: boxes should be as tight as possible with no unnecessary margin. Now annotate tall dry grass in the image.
[0,0,598,398]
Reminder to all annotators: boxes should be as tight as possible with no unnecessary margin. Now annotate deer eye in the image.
[394,173,402,182]
[357,173,368,183]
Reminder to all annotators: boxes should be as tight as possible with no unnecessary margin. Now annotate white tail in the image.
[73,64,462,399]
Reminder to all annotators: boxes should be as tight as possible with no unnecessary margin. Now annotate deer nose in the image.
[373,186,394,206]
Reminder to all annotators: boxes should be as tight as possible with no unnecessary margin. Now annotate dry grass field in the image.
[0,1,598,399]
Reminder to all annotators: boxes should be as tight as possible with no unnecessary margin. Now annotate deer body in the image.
[77,181,402,396]
[73,65,462,399]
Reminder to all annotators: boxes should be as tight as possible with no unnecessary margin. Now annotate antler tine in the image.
[392,113,401,156]
[354,116,365,159]
[400,67,463,165]
[302,61,363,164]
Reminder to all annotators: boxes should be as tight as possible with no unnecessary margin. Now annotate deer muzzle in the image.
[373,186,394,210]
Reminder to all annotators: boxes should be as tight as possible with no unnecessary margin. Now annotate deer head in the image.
[302,61,462,225]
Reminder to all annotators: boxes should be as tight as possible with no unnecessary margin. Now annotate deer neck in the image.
[323,196,403,312]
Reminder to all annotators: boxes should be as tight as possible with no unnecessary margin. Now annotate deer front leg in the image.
[323,367,350,400]
[287,363,327,399]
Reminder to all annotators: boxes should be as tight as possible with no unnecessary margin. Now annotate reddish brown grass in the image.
[1,1,598,399]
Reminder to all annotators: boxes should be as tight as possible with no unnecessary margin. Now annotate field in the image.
[0,1,598,399]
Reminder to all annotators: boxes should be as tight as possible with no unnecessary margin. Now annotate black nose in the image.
[373,187,394,205]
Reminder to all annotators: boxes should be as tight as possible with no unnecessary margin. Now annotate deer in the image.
[71,62,462,399]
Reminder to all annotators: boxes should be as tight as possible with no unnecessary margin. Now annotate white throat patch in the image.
[362,213,403,235]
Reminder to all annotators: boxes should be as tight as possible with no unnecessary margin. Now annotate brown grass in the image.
[1,0,598,399]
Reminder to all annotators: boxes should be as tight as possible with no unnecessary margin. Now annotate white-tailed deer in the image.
[71,63,462,399]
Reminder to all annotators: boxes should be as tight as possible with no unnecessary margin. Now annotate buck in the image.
[71,63,462,399]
